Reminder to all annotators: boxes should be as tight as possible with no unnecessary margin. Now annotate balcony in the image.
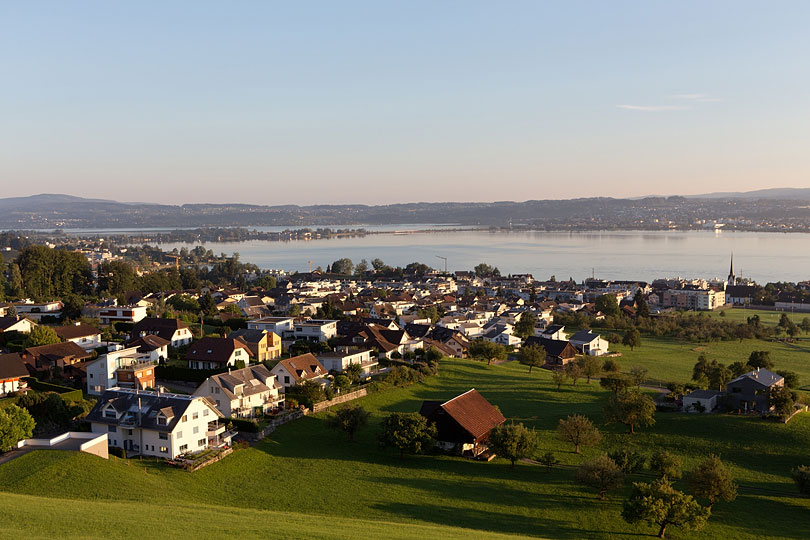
[207,421,226,437]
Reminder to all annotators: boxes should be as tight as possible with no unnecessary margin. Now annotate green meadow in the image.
[1,358,808,539]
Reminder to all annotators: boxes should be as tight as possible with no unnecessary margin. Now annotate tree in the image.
[769,385,796,419]
[25,325,61,347]
[622,328,642,351]
[650,450,682,480]
[0,404,35,451]
[747,350,774,370]
[551,369,567,391]
[287,304,302,317]
[330,258,354,275]
[692,355,710,386]
[285,380,326,409]
[518,344,544,373]
[576,455,624,500]
[332,375,352,393]
[514,312,537,339]
[800,317,810,335]
[635,291,650,318]
[557,414,601,454]
[564,361,584,385]
[489,422,539,467]
[602,357,621,373]
[255,275,277,290]
[622,479,710,538]
[6,303,18,319]
[778,313,791,329]
[687,455,738,509]
[199,293,218,317]
[469,339,508,365]
[378,412,436,459]
[579,356,601,383]
[540,451,558,472]
[600,373,631,395]
[728,361,748,378]
[371,258,386,271]
[424,346,442,363]
[326,405,370,442]
[344,363,363,384]
[473,263,500,278]
[354,259,370,275]
[7,263,24,299]
[608,448,647,474]
[792,465,810,496]
[604,389,656,434]
[707,361,732,391]
[776,370,800,389]
[629,365,648,388]
[595,294,620,317]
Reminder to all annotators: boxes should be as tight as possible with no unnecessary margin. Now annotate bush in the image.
[109,446,126,458]
[793,465,810,496]
[225,417,261,433]
[384,365,423,387]
[608,448,647,474]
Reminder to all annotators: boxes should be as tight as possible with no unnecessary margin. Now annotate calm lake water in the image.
[148,229,810,284]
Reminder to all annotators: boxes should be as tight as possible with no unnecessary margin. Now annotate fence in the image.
[311,387,369,414]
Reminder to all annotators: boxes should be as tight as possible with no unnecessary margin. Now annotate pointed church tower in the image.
[728,253,736,286]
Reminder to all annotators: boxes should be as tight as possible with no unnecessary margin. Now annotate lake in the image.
[148,229,810,283]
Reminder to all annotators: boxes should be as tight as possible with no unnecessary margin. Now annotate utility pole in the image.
[308,260,313,273]
[435,255,447,273]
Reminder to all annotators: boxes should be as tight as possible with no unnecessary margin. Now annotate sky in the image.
[2,1,810,205]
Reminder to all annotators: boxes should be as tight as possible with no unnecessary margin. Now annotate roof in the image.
[86,388,222,432]
[132,317,189,340]
[227,328,268,344]
[186,337,253,363]
[569,330,600,343]
[729,368,784,388]
[129,334,170,351]
[523,336,577,358]
[54,323,100,340]
[0,353,29,380]
[0,317,33,331]
[206,365,279,400]
[274,353,325,382]
[542,324,564,334]
[25,341,92,362]
[428,389,505,440]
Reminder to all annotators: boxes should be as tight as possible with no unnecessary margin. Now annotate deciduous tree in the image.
[326,405,370,442]
[622,328,642,351]
[687,455,737,509]
[650,450,682,480]
[557,414,600,454]
[0,405,35,451]
[378,412,436,459]
[622,479,710,538]
[604,389,656,434]
[576,454,624,500]
[489,422,539,467]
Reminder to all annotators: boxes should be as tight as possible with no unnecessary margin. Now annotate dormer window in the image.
[104,408,117,419]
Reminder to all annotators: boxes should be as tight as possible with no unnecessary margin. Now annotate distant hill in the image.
[686,187,810,199]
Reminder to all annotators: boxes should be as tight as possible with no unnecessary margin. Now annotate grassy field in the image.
[1,359,809,539]
[709,307,810,327]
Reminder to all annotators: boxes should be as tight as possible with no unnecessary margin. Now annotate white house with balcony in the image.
[293,319,338,343]
[86,387,229,459]
[86,346,157,396]
[247,317,295,339]
[193,365,284,418]
[317,349,378,376]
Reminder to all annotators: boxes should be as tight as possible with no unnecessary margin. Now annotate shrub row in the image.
[23,377,83,401]
[224,417,261,433]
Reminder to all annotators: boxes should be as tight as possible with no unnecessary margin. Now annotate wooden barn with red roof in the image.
[419,388,505,458]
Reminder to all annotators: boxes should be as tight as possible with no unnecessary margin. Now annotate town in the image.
[0,239,809,539]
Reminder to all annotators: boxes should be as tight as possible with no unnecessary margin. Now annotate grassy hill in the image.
[1,359,809,539]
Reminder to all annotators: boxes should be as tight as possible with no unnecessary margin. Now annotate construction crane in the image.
[308,260,314,273]
[435,255,447,273]
[166,255,180,270]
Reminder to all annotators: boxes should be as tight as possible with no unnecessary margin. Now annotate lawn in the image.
[1,359,809,539]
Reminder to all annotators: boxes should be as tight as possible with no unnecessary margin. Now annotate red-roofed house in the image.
[419,389,505,457]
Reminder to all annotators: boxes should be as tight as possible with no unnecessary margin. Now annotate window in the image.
[176,431,182,439]
[108,425,117,433]
[179,444,188,452]
[104,409,116,418]
[157,416,167,426]
[198,438,206,447]
[146,370,152,375]
[193,426,199,434]
[215,400,220,407]
[160,446,168,453]
[203,409,209,416]
[159,432,168,440]
[182,415,187,422]
[192,412,198,420]
[284,376,290,384]
[90,374,94,379]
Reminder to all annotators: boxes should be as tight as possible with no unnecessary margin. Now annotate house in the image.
[54,323,102,351]
[13,301,62,321]
[131,317,193,348]
[725,285,758,306]
[317,349,378,376]
[568,330,609,356]
[86,347,157,395]
[335,323,422,359]
[127,334,170,363]
[270,353,327,389]
[538,324,567,341]
[683,389,722,413]
[0,316,36,334]
[419,389,505,457]
[22,342,92,376]
[86,387,228,459]
[227,329,281,362]
[293,319,338,343]
[726,368,785,413]
[523,336,578,366]
[185,337,253,370]
[247,317,295,340]
[0,353,29,397]
[193,365,284,418]
[92,305,149,325]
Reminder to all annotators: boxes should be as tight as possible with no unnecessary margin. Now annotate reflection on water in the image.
[154,229,810,283]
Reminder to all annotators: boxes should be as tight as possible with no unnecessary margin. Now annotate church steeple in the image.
[728,253,736,286]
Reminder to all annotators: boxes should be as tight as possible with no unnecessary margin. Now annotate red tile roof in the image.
[439,389,505,440]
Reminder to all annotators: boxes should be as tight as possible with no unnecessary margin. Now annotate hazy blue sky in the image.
[2,1,809,204]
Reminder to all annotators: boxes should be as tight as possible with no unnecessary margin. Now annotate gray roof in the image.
[206,365,279,400]
[86,388,222,432]
[227,328,268,344]
[569,330,600,343]
[729,368,784,387]
[685,389,723,399]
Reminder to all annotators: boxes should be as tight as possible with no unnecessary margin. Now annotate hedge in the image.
[155,365,230,383]
[23,377,84,402]
[225,417,260,433]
